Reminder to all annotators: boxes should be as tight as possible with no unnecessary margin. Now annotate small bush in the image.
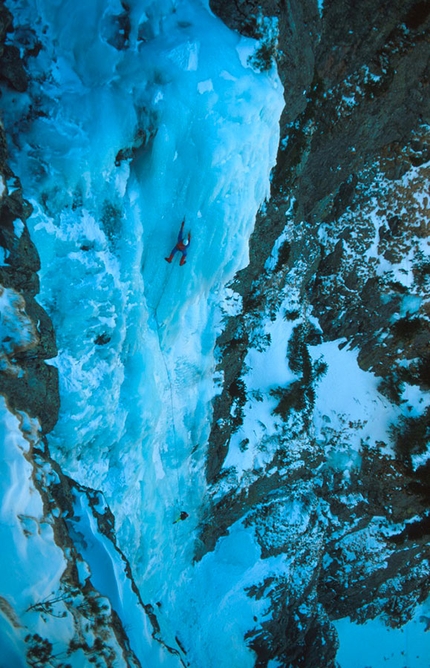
[229,378,247,432]
[284,309,300,321]
[239,438,249,452]
[271,380,306,418]
[392,407,430,466]
[392,317,423,339]
[287,325,309,375]
[275,240,291,272]
[229,378,246,403]
[378,374,404,405]
[413,260,430,287]
[312,356,328,382]
[26,634,53,667]
[416,358,430,388]
[247,14,279,72]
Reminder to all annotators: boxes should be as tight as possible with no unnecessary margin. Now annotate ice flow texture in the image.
[2,0,284,665]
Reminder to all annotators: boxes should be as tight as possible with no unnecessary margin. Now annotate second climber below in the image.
[165,219,191,266]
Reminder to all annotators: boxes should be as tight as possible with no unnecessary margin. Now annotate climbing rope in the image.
[152,265,184,512]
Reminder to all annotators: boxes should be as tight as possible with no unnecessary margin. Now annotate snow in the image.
[222,301,296,480]
[164,517,290,668]
[246,314,295,390]
[0,286,38,362]
[310,340,398,456]
[12,219,24,238]
[264,213,293,271]
[359,165,430,290]
[0,397,68,658]
[198,78,214,93]
[401,383,430,417]
[310,334,430,471]
[335,599,430,668]
[219,286,243,318]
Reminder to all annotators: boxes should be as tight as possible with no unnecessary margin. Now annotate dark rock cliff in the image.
[0,1,59,433]
[205,1,430,665]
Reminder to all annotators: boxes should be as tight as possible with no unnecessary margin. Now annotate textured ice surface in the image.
[2,0,284,662]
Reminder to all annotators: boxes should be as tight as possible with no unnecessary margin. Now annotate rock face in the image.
[0,15,58,433]
[204,0,430,665]
[1,0,429,666]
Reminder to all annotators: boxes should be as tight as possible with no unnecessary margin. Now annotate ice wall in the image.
[3,0,284,661]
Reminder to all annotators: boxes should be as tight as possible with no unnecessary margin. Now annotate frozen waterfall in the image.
[1,0,284,664]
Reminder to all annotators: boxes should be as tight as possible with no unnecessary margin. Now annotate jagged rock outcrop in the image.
[0,1,28,92]
[0,2,57,432]
[204,0,430,665]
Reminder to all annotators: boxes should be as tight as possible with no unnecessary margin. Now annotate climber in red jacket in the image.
[165,219,191,266]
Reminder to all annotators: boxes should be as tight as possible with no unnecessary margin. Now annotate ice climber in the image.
[173,511,189,524]
[165,219,191,266]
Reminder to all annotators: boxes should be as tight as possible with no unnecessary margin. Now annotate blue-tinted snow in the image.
[166,517,291,668]
[0,398,70,660]
[310,340,399,461]
[335,599,430,668]
[310,338,430,470]
[399,293,423,317]
[222,297,296,481]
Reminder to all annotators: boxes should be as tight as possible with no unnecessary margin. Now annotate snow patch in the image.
[335,600,430,668]
[310,340,398,455]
